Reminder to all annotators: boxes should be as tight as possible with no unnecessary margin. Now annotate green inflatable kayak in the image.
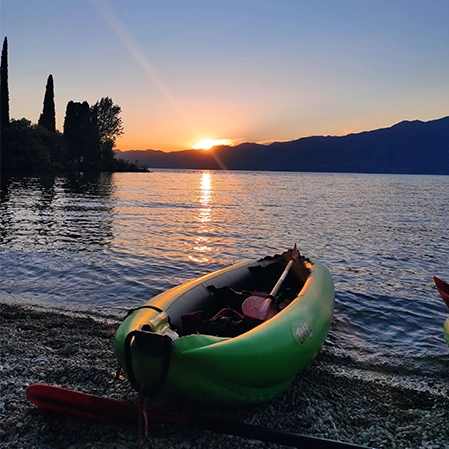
[113,247,335,406]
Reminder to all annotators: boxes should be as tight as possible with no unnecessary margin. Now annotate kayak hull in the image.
[114,250,335,406]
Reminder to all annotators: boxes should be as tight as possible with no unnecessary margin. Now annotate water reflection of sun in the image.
[200,172,211,210]
[189,172,213,263]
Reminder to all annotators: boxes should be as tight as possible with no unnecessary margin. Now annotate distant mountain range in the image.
[115,116,449,174]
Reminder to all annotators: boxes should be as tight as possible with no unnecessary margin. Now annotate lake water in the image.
[1,170,448,389]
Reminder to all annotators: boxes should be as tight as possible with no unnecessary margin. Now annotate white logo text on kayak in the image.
[294,323,313,344]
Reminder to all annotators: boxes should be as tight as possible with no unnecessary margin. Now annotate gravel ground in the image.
[1,302,448,449]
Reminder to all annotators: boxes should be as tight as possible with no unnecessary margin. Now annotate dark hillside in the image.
[115,116,449,174]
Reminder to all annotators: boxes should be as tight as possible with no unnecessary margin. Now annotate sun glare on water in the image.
[192,139,231,150]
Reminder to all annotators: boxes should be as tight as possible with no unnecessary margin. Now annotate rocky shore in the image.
[1,302,448,449]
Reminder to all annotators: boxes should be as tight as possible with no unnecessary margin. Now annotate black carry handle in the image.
[124,329,172,396]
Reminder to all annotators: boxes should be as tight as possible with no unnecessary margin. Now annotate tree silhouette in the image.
[38,74,56,132]
[63,101,96,170]
[1,36,10,128]
[1,118,52,172]
[0,36,141,174]
[93,97,124,169]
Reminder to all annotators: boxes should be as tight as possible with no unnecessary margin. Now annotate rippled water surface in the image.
[1,170,448,380]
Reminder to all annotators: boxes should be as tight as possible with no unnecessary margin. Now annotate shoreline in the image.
[1,302,448,449]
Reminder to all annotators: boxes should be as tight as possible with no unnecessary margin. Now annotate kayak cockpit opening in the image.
[175,251,311,338]
[121,249,312,340]
[178,284,300,337]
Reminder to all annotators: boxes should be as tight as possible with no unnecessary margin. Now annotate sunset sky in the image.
[2,0,449,151]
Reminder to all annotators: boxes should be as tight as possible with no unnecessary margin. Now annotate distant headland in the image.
[116,116,449,175]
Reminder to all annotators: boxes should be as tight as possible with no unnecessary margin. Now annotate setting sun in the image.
[192,139,231,150]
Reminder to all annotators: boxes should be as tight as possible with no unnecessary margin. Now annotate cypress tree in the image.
[63,101,81,168]
[63,100,100,170]
[38,74,56,132]
[1,36,10,128]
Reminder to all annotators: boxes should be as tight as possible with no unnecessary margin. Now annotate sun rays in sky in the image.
[90,0,183,117]
[91,0,239,152]
[3,0,449,152]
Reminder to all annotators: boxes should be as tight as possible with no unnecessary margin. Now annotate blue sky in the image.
[2,0,448,151]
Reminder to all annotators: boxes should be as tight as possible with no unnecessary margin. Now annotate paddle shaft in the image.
[26,385,370,449]
[195,414,367,449]
[241,245,300,320]
[269,256,296,299]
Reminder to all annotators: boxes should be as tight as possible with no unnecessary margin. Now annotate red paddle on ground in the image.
[242,244,300,321]
[433,276,449,309]
[26,384,369,449]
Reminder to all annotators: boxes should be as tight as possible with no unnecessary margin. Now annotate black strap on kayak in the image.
[123,305,164,319]
[123,329,172,396]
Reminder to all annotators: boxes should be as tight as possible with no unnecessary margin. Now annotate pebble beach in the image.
[1,302,448,449]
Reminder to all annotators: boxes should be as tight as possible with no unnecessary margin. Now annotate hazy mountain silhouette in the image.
[115,116,449,174]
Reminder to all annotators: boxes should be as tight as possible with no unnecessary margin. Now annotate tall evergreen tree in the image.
[63,100,100,170]
[38,74,56,132]
[1,36,10,128]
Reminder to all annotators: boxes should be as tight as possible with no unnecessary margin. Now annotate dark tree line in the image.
[1,36,143,174]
